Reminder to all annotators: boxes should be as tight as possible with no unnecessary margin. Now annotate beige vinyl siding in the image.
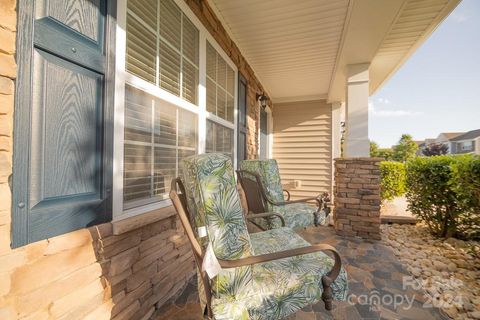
[273,100,332,200]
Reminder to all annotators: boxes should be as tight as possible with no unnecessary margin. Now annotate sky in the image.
[369,0,480,148]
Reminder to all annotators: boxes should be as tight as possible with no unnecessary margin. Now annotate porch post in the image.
[344,63,370,157]
[331,102,344,195]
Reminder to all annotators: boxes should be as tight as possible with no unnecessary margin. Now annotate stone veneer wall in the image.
[333,158,382,240]
[185,0,271,159]
[0,0,271,319]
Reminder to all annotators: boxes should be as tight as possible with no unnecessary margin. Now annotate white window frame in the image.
[113,0,238,220]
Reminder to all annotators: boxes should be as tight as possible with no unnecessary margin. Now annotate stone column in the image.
[333,158,382,240]
[344,63,370,157]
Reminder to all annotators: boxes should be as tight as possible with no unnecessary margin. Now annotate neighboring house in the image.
[435,132,464,153]
[0,0,461,319]
[449,129,480,154]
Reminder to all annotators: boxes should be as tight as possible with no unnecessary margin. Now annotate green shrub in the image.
[451,155,480,239]
[405,155,480,239]
[380,161,406,200]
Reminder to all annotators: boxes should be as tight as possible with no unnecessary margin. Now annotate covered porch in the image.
[0,0,465,319]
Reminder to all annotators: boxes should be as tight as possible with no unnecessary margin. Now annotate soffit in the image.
[209,0,350,101]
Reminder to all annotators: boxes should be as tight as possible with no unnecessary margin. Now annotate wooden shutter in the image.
[12,0,115,247]
[237,74,248,163]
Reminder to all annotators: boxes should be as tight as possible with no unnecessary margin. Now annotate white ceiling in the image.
[210,0,460,103]
[210,0,349,101]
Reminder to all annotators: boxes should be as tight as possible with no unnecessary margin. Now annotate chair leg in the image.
[321,275,333,311]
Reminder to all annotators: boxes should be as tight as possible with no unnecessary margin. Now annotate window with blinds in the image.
[126,0,199,105]
[124,85,197,209]
[206,42,235,122]
[206,120,234,160]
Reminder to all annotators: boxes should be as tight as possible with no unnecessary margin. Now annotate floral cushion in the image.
[239,159,286,214]
[240,160,324,230]
[180,154,254,306]
[211,227,348,319]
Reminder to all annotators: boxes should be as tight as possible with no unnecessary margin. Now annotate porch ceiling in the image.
[210,0,349,101]
[209,0,460,103]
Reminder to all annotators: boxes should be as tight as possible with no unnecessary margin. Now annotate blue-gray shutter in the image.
[12,0,116,247]
[237,73,247,164]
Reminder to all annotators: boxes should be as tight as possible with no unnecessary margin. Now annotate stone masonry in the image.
[333,158,382,240]
[0,0,271,318]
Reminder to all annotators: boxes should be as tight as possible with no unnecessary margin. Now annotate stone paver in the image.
[154,225,450,320]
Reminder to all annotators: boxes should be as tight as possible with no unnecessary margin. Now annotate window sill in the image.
[112,205,176,235]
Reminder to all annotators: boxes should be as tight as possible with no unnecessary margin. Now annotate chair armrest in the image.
[283,189,291,201]
[218,243,342,281]
[246,212,285,227]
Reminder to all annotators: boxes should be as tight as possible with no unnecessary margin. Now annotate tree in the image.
[422,143,448,156]
[377,148,394,161]
[393,134,418,162]
[370,141,379,157]
[370,141,394,160]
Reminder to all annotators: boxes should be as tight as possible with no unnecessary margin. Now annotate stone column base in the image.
[333,157,382,240]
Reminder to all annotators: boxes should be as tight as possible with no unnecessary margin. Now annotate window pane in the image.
[128,0,157,30]
[182,16,199,65]
[126,0,199,106]
[159,40,181,96]
[159,0,181,50]
[124,144,152,203]
[206,120,234,159]
[206,42,216,81]
[216,56,227,89]
[125,86,152,143]
[227,66,235,95]
[124,85,197,209]
[178,109,197,148]
[206,78,216,114]
[216,87,226,120]
[154,146,176,196]
[154,101,176,146]
[126,14,156,84]
[182,59,198,104]
[226,94,234,123]
[206,42,235,123]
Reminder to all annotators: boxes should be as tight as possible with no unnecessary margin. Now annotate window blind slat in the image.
[206,42,216,81]
[206,78,216,114]
[128,0,157,30]
[126,15,156,84]
[159,40,181,96]
[160,0,181,50]
[182,59,198,104]
[216,56,227,89]
[216,87,226,120]
[182,17,199,65]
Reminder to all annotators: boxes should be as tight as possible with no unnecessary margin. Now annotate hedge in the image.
[451,155,480,239]
[405,155,480,239]
[380,161,406,201]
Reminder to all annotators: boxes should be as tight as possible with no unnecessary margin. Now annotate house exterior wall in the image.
[272,100,333,199]
[0,0,268,318]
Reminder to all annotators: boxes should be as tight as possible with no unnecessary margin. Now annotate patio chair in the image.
[238,159,330,230]
[170,153,347,319]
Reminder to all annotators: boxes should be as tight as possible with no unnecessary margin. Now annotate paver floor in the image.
[154,225,450,320]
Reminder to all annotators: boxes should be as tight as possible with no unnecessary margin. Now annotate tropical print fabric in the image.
[239,160,286,214]
[180,154,347,319]
[211,227,349,319]
[180,154,254,309]
[239,160,320,230]
[284,203,327,227]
